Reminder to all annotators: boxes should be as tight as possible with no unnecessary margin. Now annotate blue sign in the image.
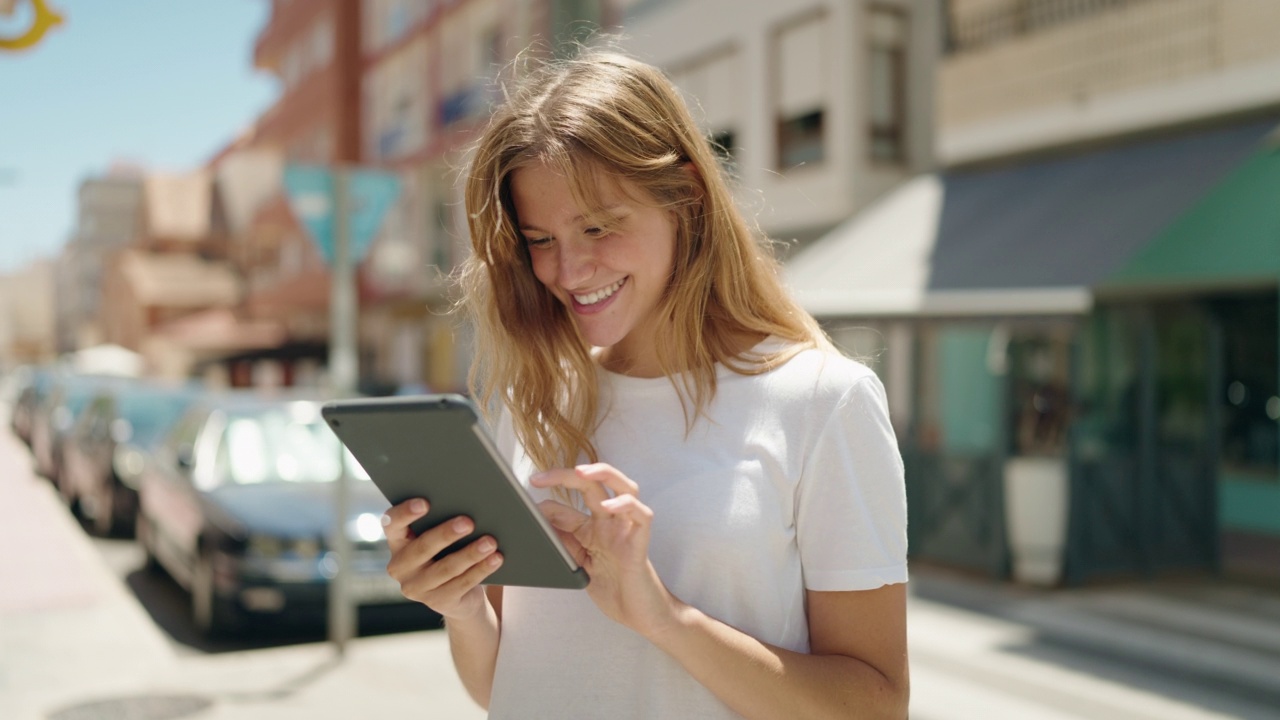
[283,164,403,266]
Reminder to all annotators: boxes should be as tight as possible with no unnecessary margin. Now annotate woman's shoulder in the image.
[755,341,882,405]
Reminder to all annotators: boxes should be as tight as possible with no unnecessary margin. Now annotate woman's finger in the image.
[398,537,502,601]
[530,464,639,516]
[386,514,475,578]
[530,467,612,510]
[538,499,590,533]
[574,463,640,498]
[600,493,653,522]
[381,498,429,553]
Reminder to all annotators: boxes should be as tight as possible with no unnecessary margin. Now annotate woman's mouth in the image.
[572,277,626,307]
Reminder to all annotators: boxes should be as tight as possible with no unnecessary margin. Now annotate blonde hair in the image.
[459,47,831,471]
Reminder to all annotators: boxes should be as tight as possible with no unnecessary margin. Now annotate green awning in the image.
[1101,137,1280,295]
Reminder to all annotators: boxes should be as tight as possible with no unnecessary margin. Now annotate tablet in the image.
[321,394,589,590]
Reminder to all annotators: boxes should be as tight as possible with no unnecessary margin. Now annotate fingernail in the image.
[529,471,548,485]
[409,499,426,514]
[380,514,391,527]
[487,553,503,567]
[478,538,496,553]
[453,517,472,533]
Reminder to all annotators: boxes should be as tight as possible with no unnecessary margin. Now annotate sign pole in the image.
[329,166,357,654]
[285,160,400,657]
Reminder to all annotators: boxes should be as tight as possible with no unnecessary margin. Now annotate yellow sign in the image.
[0,0,64,52]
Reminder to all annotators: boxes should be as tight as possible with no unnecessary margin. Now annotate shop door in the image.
[904,323,1007,577]
[1068,304,1218,582]
[1146,302,1219,571]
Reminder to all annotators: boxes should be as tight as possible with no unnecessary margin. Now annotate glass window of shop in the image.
[1209,292,1279,482]
[1004,322,1074,459]
[914,322,1002,457]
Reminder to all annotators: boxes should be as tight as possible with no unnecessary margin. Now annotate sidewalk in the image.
[911,564,1280,712]
[0,409,483,720]
[2,401,1279,718]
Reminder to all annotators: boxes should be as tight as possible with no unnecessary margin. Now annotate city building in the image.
[216,0,366,389]
[97,169,252,380]
[618,0,939,251]
[0,258,56,369]
[53,171,144,354]
[357,0,620,393]
[785,0,1280,584]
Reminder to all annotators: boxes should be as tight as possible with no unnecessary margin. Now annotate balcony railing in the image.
[940,0,1280,129]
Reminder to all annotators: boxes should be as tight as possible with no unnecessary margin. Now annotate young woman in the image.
[382,48,909,719]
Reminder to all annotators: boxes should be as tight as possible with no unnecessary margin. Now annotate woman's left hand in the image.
[530,463,678,638]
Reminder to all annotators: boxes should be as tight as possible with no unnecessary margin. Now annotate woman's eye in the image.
[584,227,606,237]
[526,236,553,249]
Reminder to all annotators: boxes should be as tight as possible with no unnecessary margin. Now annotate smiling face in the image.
[509,159,677,377]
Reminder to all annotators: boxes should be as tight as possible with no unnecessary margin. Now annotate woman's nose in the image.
[557,238,595,286]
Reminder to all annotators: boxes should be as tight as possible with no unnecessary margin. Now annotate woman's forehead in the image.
[510,158,641,221]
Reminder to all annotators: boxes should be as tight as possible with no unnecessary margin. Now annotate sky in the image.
[0,0,278,274]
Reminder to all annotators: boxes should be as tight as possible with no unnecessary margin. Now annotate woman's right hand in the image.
[382,498,504,621]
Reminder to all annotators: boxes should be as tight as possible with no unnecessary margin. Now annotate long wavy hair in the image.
[459,47,831,471]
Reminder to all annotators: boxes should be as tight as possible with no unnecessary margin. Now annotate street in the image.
[3,415,1279,719]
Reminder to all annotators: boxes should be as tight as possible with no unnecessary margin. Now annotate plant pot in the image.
[1003,455,1069,586]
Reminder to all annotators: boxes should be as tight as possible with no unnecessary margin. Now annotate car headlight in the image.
[247,534,322,559]
[247,535,284,558]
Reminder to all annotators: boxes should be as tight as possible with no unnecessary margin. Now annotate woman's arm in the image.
[383,499,506,709]
[649,584,909,720]
[532,466,909,720]
[444,586,504,708]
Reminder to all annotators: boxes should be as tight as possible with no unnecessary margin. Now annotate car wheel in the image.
[136,516,161,573]
[55,455,81,519]
[192,549,237,637]
[92,477,137,538]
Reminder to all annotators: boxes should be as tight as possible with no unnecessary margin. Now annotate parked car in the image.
[60,380,202,536]
[9,365,56,447]
[30,373,131,484]
[135,392,424,636]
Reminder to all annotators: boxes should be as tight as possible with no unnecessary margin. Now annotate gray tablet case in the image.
[321,394,589,590]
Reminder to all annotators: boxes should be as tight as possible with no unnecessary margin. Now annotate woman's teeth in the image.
[573,278,625,306]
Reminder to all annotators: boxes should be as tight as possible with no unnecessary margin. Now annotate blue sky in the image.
[0,0,278,274]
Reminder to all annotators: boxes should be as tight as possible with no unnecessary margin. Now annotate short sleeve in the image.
[795,374,908,591]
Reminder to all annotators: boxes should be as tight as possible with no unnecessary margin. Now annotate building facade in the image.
[787,0,1280,584]
[357,0,619,394]
[619,0,940,250]
[53,173,144,354]
[0,259,56,369]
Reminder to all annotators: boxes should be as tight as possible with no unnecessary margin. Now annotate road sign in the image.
[283,164,402,266]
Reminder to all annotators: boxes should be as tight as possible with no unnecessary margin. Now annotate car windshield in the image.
[118,390,194,447]
[213,404,369,485]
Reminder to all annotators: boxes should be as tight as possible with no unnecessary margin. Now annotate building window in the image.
[868,5,907,165]
[709,129,736,171]
[777,111,825,169]
[773,12,827,172]
[669,46,741,169]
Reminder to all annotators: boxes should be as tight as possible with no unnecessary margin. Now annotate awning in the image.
[786,118,1279,318]
[1100,134,1280,296]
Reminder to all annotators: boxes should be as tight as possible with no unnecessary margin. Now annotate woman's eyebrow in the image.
[519,205,630,234]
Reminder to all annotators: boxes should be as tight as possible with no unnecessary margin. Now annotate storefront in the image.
[786,116,1280,585]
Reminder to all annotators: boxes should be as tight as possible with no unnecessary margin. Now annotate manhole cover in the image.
[47,694,213,720]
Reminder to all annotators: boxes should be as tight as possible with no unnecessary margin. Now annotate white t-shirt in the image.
[485,342,908,719]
